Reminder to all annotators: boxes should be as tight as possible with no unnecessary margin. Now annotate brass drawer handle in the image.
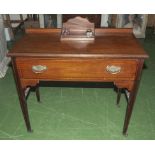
[32,65,47,73]
[106,65,121,74]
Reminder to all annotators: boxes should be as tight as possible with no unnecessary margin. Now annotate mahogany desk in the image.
[8,28,149,135]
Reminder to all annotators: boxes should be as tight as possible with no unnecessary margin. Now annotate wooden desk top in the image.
[8,28,148,59]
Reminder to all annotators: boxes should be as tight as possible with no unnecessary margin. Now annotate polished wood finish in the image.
[9,28,147,59]
[8,28,148,135]
[16,58,138,81]
[61,17,95,41]
[62,14,101,28]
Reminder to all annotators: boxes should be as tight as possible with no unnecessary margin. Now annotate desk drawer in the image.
[16,58,138,81]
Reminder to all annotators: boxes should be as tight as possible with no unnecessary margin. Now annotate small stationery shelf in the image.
[61,16,95,41]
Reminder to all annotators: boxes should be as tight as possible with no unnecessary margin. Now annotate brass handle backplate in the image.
[106,65,121,74]
[32,65,47,74]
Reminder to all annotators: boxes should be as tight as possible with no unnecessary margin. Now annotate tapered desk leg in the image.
[123,84,138,135]
[122,60,144,135]
[35,85,40,102]
[12,59,32,132]
[18,89,32,132]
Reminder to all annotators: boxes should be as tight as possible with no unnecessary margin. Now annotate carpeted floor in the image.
[0,28,155,140]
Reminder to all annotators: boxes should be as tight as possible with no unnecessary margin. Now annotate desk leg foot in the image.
[116,104,120,108]
[122,131,128,137]
[19,96,32,133]
[27,129,33,133]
